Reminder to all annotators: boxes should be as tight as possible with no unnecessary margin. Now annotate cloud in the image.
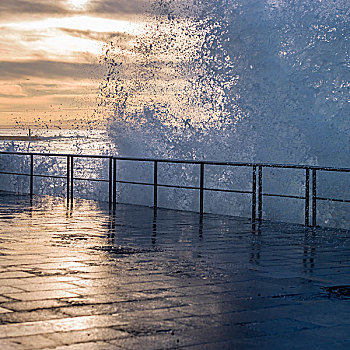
[58,27,134,43]
[0,0,150,20]
[20,80,97,97]
[89,0,150,16]
[0,0,68,18]
[0,56,172,81]
[0,83,26,97]
[0,60,102,80]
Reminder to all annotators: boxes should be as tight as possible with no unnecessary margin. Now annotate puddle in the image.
[324,285,350,299]
[92,245,159,255]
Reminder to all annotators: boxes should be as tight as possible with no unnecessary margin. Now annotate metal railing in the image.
[0,151,349,227]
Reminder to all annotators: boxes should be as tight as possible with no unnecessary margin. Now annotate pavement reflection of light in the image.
[0,193,350,349]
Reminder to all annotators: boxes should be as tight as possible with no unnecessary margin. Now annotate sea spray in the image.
[98,0,350,228]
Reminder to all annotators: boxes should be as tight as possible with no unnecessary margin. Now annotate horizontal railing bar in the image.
[116,180,153,186]
[203,187,253,195]
[263,193,305,200]
[0,171,30,176]
[33,174,65,180]
[116,180,199,191]
[0,151,111,160]
[37,175,108,183]
[1,151,350,172]
[74,177,108,183]
[115,181,254,194]
[315,168,350,173]
[0,171,108,183]
[316,197,350,203]
[117,157,253,167]
[103,157,350,171]
[262,193,350,203]
[32,174,108,183]
[158,183,199,190]
[257,164,350,172]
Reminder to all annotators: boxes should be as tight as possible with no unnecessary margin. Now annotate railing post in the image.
[152,208,157,246]
[312,169,317,227]
[305,168,310,226]
[258,166,263,221]
[113,157,117,210]
[109,157,113,207]
[252,165,257,222]
[70,156,74,201]
[30,154,34,196]
[200,163,204,214]
[153,161,158,208]
[67,156,70,202]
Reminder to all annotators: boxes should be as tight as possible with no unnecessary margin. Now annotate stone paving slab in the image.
[0,192,350,349]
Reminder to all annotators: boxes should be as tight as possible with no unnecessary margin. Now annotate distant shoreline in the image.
[0,136,42,141]
[0,134,93,141]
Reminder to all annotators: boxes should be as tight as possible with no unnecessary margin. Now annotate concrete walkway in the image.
[0,193,349,349]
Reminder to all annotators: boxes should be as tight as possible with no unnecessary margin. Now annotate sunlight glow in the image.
[2,16,145,61]
[37,33,102,58]
[5,16,144,35]
[66,0,90,10]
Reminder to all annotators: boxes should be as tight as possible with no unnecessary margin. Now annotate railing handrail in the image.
[0,151,349,228]
[1,151,349,172]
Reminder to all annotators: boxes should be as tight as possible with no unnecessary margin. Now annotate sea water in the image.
[0,128,113,155]
[0,128,115,201]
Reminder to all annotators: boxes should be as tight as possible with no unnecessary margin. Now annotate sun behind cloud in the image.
[66,0,91,10]
[0,0,148,128]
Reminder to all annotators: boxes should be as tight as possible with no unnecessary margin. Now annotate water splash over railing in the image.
[1,151,349,229]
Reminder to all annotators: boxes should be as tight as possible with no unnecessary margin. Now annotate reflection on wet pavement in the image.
[0,192,349,349]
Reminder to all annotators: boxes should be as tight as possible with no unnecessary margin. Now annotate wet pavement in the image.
[0,192,349,349]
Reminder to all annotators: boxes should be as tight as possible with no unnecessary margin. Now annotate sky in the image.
[0,0,149,128]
